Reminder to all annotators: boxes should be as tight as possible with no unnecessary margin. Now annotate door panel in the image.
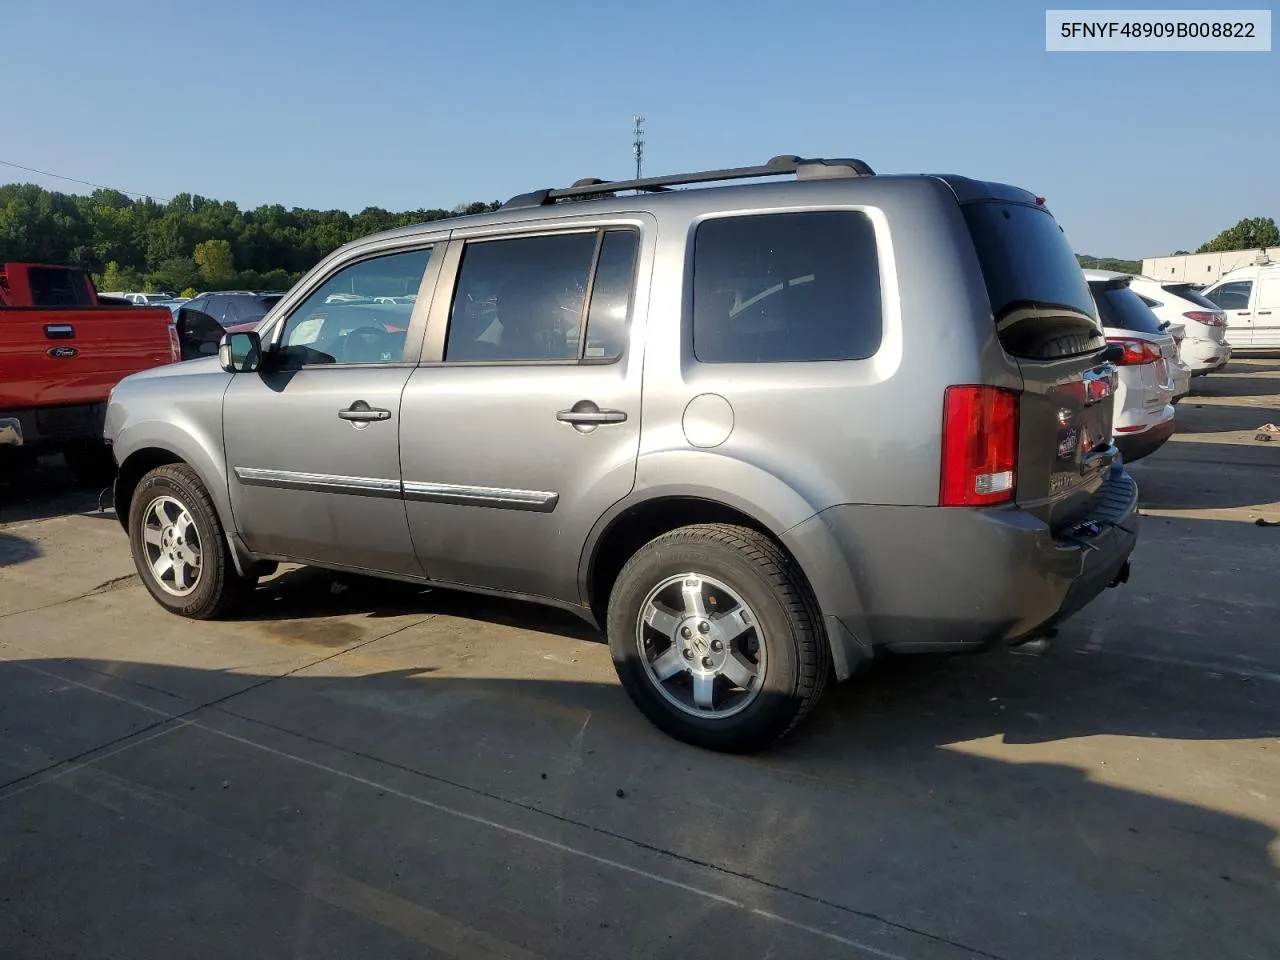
[1254,277,1280,347]
[400,363,640,601]
[1208,280,1254,348]
[221,243,439,575]
[224,366,419,574]
[400,224,648,604]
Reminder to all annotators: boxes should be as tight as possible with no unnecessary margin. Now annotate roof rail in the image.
[501,155,875,210]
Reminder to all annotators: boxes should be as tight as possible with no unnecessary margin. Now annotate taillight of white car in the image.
[167,323,181,363]
[1183,310,1224,328]
[1106,337,1161,365]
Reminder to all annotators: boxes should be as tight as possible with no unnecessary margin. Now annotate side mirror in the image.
[219,331,262,373]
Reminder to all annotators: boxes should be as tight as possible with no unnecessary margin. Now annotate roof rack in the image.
[501,154,875,210]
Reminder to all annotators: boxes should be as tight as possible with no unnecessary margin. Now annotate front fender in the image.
[112,417,233,529]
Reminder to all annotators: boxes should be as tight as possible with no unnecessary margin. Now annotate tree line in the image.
[0,183,500,297]
[1,181,1275,297]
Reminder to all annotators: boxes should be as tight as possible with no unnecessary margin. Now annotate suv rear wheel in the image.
[606,523,829,752]
[128,464,257,619]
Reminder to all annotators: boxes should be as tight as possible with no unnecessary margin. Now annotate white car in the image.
[1200,255,1280,350]
[1084,269,1177,462]
[1125,275,1232,376]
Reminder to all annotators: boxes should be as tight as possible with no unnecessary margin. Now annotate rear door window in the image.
[1089,283,1165,335]
[692,211,882,363]
[962,201,1102,358]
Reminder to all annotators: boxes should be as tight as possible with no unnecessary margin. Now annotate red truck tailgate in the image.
[0,307,175,409]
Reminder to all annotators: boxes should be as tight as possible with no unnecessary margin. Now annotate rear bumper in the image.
[1114,416,1175,462]
[782,470,1140,657]
[0,417,22,447]
[1184,338,1231,375]
[0,404,107,452]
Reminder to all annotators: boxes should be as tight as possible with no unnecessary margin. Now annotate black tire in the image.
[606,523,829,752]
[64,446,116,488]
[128,463,257,619]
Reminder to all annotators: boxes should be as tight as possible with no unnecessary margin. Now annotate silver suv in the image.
[105,156,1139,752]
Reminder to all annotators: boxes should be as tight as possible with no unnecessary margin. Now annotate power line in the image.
[0,158,169,203]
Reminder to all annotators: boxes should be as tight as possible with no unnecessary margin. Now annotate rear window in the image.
[1090,283,1165,335]
[1162,284,1219,311]
[962,201,1102,358]
[692,211,882,363]
[28,267,95,307]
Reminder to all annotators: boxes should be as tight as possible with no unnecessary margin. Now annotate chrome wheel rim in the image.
[635,573,766,719]
[140,495,202,597]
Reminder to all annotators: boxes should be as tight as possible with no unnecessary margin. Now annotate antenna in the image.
[632,115,645,181]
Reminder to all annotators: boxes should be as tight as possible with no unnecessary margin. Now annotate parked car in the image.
[175,292,284,360]
[0,263,178,483]
[105,156,1139,751]
[1125,275,1231,376]
[1083,270,1177,462]
[99,291,175,306]
[1199,255,1280,350]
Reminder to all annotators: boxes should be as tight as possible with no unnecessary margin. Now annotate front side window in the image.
[445,229,638,363]
[278,248,431,366]
[1205,281,1252,311]
[692,211,882,363]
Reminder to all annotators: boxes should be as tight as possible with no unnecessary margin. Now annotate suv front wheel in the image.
[607,523,829,752]
[128,464,257,619]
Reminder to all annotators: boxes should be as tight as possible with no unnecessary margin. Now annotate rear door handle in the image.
[44,324,75,339]
[338,401,392,423]
[1259,310,1272,316]
[557,407,628,425]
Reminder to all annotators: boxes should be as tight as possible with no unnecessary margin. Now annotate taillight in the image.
[1106,337,1161,365]
[1183,310,1224,328]
[940,385,1019,507]
[167,323,181,362]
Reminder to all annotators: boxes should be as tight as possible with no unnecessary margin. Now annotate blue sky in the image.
[2,0,1274,255]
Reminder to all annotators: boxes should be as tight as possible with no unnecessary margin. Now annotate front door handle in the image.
[557,406,628,425]
[338,401,392,423]
[1258,310,1272,316]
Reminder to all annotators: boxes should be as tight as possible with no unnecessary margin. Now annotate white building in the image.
[1141,248,1274,285]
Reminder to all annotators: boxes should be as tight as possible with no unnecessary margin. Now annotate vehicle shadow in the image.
[1,653,1276,959]
[249,565,600,642]
[0,455,110,525]
[1128,438,1280,511]
[0,532,40,566]
[1172,402,1280,435]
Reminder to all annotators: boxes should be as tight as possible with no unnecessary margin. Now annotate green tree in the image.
[148,257,202,294]
[1197,217,1280,253]
[194,238,236,287]
[99,260,142,292]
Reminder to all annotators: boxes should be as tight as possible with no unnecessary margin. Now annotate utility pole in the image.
[632,115,645,180]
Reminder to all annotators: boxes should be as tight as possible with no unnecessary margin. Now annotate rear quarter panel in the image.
[0,307,174,409]
[635,176,1017,515]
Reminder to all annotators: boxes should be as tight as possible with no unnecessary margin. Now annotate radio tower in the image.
[632,115,645,180]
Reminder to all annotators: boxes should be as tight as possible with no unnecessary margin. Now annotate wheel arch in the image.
[580,477,873,681]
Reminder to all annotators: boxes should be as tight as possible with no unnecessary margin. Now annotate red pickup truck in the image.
[1,263,179,484]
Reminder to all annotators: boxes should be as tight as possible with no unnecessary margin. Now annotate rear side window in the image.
[1090,283,1165,335]
[962,201,1102,358]
[692,211,882,363]
[28,267,95,306]
[1204,281,1252,311]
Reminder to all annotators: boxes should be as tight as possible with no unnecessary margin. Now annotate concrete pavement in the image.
[2,359,1278,960]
